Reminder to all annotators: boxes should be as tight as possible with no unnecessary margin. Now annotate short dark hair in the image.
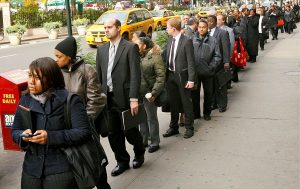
[113,19,121,28]
[207,15,217,24]
[198,19,208,26]
[187,17,198,26]
[134,30,146,37]
[28,57,65,93]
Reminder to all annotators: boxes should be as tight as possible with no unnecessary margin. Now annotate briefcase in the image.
[216,70,232,89]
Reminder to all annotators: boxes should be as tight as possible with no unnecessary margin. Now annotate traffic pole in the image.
[65,0,73,36]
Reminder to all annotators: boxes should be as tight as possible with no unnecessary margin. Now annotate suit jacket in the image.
[96,38,141,110]
[162,34,195,86]
[212,27,230,71]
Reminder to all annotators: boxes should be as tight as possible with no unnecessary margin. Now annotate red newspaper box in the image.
[0,69,28,151]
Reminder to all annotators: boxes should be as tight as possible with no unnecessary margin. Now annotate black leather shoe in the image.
[203,114,211,121]
[132,155,144,169]
[163,128,179,137]
[183,129,194,139]
[219,107,227,113]
[179,122,185,127]
[111,163,129,176]
[148,145,159,153]
[211,105,218,110]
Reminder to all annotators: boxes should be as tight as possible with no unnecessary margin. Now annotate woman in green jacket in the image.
[135,37,166,153]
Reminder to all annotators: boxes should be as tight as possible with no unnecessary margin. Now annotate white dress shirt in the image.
[107,38,121,92]
[259,16,264,34]
[168,33,181,71]
[209,27,216,36]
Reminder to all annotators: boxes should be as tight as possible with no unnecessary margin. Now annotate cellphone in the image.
[20,133,38,138]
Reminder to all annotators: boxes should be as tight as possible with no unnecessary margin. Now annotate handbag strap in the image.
[64,93,76,129]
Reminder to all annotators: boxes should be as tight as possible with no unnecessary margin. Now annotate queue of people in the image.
[11,2,298,188]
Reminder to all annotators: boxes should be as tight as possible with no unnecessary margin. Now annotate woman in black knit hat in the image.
[54,36,111,189]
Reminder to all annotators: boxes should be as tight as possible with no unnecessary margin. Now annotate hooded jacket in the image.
[61,57,106,120]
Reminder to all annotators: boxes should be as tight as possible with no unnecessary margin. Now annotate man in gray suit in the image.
[162,18,196,139]
[207,15,231,113]
[96,19,145,177]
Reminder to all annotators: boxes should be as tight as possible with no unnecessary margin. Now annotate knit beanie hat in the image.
[55,36,77,60]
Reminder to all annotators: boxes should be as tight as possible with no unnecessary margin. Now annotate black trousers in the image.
[21,171,79,189]
[96,169,111,189]
[166,71,194,130]
[191,76,214,118]
[107,92,145,165]
[270,26,278,39]
[212,73,228,109]
[259,33,265,49]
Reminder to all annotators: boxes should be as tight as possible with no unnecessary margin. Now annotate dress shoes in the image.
[219,107,227,113]
[203,114,211,121]
[163,128,179,137]
[183,129,194,138]
[132,155,144,169]
[111,163,129,176]
[179,122,185,127]
[211,105,218,110]
[148,145,159,153]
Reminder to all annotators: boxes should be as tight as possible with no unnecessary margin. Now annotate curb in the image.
[0,33,74,45]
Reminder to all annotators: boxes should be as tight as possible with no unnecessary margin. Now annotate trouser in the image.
[259,33,265,49]
[139,98,160,147]
[96,169,111,189]
[166,71,194,130]
[285,21,291,34]
[212,74,228,109]
[107,92,145,164]
[231,64,240,82]
[270,26,278,38]
[191,76,214,118]
[21,171,79,189]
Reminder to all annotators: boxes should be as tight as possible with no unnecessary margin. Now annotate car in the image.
[151,10,180,31]
[198,7,212,18]
[85,8,154,48]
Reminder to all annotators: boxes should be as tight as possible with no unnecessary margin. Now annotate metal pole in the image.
[65,0,73,36]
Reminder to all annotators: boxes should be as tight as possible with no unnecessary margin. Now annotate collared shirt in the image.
[107,37,121,92]
[209,27,216,37]
[168,33,181,71]
[259,16,264,33]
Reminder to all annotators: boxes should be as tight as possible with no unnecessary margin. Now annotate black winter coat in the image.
[193,34,221,77]
[12,89,91,177]
[246,14,259,56]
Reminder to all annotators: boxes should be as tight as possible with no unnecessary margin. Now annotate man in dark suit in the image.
[96,18,145,177]
[207,15,231,113]
[162,18,196,139]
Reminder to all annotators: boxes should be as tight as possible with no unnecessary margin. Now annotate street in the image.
[0,29,300,189]
[0,37,95,73]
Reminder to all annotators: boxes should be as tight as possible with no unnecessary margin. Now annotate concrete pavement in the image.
[0,26,299,189]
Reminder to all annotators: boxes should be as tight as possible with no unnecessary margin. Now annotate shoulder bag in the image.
[62,93,108,189]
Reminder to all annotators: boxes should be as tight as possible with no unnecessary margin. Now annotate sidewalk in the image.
[0,27,75,45]
[0,28,299,189]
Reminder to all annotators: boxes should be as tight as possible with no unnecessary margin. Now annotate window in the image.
[128,13,137,24]
[163,11,168,17]
[144,10,152,20]
[135,11,144,22]
[168,11,175,16]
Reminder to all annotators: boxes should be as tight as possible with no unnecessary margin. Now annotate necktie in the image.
[169,38,176,71]
[107,45,115,92]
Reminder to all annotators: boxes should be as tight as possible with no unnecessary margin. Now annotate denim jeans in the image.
[139,98,160,147]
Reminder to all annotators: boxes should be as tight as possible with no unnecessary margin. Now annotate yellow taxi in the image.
[151,10,180,31]
[198,7,211,18]
[85,8,154,48]
[215,6,226,14]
